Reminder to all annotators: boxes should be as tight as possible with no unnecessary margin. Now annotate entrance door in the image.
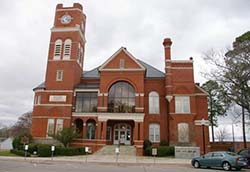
[113,123,131,145]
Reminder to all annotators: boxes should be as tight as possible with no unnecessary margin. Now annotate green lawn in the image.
[0,150,17,156]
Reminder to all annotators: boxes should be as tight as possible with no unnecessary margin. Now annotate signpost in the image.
[152,148,157,165]
[85,147,89,163]
[115,147,120,165]
[51,145,55,160]
[24,144,29,160]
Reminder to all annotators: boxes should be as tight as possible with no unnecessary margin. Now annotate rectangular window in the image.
[175,96,190,113]
[120,59,125,69]
[55,119,63,134]
[149,124,160,143]
[75,92,98,112]
[47,119,55,137]
[37,95,41,105]
[35,95,41,105]
[56,70,63,81]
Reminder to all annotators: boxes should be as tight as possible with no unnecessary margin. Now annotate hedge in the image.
[56,147,86,156]
[145,146,175,157]
[10,149,31,157]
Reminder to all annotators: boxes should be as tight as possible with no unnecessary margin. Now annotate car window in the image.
[227,152,237,156]
[204,153,212,158]
[213,153,224,158]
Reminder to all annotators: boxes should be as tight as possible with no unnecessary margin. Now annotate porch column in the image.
[102,121,107,140]
[133,122,139,141]
[139,122,144,140]
[97,121,102,139]
[82,122,86,139]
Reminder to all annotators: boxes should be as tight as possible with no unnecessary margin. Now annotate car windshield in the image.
[226,152,237,156]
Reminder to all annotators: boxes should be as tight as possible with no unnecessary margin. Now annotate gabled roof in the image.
[99,47,146,71]
[82,59,165,79]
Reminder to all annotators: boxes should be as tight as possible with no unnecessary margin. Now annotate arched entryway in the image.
[75,118,83,138]
[113,123,132,145]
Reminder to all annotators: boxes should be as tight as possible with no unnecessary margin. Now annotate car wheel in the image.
[222,161,231,171]
[194,161,200,168]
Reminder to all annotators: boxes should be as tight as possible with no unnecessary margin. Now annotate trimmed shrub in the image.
[37,144,52,157]
[56,147,86,156]
[159,140,168,146]
[144,146,175,157]
[10,149,31,157]
[143,139,152,150]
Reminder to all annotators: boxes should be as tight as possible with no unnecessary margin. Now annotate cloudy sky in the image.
[0,0,250,135]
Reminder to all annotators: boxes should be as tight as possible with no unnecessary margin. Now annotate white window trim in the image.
[149,91,160,114]
[56,70,63,81]
[149,123,160,143]
[46,119,55,138]
[53,39,62,60]
[175,96,190,114]
[55,119,63,134]
[63,39,72,60]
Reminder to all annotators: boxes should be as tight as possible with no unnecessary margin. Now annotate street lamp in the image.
[194,118,209,155]
[201,118,206,154]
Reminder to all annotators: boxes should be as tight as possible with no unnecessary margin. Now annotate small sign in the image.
[51,145,55,152]
[152,148,157,156]
[85,147,89,153]
[25,145,29,151]
[49,95,67,102]
[115,148,120,154]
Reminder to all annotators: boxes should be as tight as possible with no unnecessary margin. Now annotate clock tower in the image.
[31,3,86,138]
[45,3,86,90]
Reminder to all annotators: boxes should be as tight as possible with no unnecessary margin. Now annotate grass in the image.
[0,150,17,156]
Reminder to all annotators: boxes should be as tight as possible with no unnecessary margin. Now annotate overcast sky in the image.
[0,0,250,133]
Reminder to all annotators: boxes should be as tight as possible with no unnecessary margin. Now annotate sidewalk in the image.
[0,154,191,166]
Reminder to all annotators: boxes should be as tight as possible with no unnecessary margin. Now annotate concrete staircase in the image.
[94,145,136,156]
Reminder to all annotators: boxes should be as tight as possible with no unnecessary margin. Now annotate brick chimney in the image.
[163,38,172,60]
[163,38,173,101]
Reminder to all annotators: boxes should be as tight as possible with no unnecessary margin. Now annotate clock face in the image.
[60,14,72,24]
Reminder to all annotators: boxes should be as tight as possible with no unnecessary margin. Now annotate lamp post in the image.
[201,118,206,154]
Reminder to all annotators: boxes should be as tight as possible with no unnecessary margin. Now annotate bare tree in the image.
[10,111,32,137]
[203,31,250,148]
[215,127,229,142]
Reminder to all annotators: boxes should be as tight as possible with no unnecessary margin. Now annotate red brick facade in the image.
[31,3,210,155]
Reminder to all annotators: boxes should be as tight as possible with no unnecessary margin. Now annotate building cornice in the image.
[51,26,86,43]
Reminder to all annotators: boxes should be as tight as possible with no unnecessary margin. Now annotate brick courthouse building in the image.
[31,3,210,155]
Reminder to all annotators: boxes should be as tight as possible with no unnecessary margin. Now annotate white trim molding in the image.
[35,104,72,107]
[32,116,71,119]
[99,47,146,71]
[51,26,86,43]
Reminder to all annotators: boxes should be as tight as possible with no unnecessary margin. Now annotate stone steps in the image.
[94,145,136,156]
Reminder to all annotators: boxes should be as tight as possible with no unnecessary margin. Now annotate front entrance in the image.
[113,123,131,145]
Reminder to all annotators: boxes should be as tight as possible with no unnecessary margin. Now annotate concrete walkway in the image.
[0,155,191,166]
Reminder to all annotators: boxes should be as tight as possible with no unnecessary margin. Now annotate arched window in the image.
[149,123,160,142]
[149,91,160,114]
[178,123,189,143]
[53,39,62,60]
[108,81,135,113]
[63,39,72,59]
[86,120,96,140]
